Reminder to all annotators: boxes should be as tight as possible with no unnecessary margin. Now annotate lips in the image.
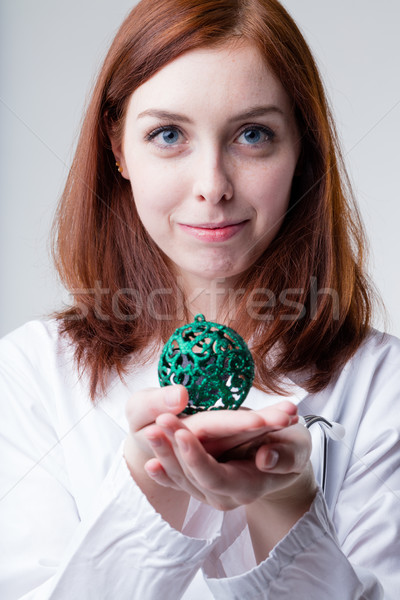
[178,219,249,242]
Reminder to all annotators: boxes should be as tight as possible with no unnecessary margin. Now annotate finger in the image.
[189,405,297,441]
[156,407,296,459]
[144,458,168,481]
[200,407,297,458]
[174,428,237,491]
[185,410,268,440]
[125,385,188,431]
[144,425,207,499]
[155,411,269,460]
[214,410,299,461]
[269,400,298,417]
[155,412,191,434]
[255,425,311,474]
[144,458,207,505]
[156,411,266,460]
[144,458,185,490]
[255,403,298,428]
[148,421,235,497]
[173,429,275,507]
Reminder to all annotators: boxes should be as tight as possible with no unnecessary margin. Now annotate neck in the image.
[176,276,242,324]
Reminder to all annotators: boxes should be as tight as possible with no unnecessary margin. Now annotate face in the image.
[115,42,300,294]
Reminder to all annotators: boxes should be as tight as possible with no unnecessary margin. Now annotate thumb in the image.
[126,385,188,432]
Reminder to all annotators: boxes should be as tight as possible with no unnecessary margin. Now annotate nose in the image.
[192,146,233,204]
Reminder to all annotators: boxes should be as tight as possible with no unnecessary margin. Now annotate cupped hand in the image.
[123,384,188,470]
[143,402,313,511]
[123,384,192,529]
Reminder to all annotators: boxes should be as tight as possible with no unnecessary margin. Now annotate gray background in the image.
[1,0,399,337]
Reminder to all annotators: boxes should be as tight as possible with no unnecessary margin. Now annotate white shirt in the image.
[0,320,399,599]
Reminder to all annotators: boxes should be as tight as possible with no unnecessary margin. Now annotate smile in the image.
[178,220,249,242]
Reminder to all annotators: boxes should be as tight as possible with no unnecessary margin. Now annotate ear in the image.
[110,138,130,181]
[104,113,130,180]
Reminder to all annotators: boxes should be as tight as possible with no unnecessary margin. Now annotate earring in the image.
[115,161,123,174]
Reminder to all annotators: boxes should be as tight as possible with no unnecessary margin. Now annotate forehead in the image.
[127,41,292,118]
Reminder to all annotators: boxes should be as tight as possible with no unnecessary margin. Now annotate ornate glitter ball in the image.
[158,314,255,414]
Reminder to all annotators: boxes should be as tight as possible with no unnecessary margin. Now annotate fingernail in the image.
[175,435,189,453]
[164,386,181,409]
[147,436,163,448]
[145,464,159,477]
[145,468,155,478]
[264,450,279,469]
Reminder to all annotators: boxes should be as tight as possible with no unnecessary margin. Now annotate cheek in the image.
[129,173,185,246]
[129,173,165,218]
[247,159,295,217]
[129,158,185,215]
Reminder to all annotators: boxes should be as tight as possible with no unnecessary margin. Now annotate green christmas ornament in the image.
[158,314,255,414]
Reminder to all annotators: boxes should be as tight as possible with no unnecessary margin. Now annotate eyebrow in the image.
[137,105,285,123]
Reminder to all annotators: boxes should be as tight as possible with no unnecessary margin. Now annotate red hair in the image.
[53,0,375,399]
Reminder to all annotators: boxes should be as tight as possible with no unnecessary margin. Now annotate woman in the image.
[1,0,399,598]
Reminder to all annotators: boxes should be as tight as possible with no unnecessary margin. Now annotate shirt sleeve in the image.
[0,327,223,600]
[202,489,383,599]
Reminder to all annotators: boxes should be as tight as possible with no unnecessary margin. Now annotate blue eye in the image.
[238,126,274,145]
[161,129,180,144]
[244,129,262,143]
[147,126,182,146]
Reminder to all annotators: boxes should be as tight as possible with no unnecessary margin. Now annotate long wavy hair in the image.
[53,0,375,399]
